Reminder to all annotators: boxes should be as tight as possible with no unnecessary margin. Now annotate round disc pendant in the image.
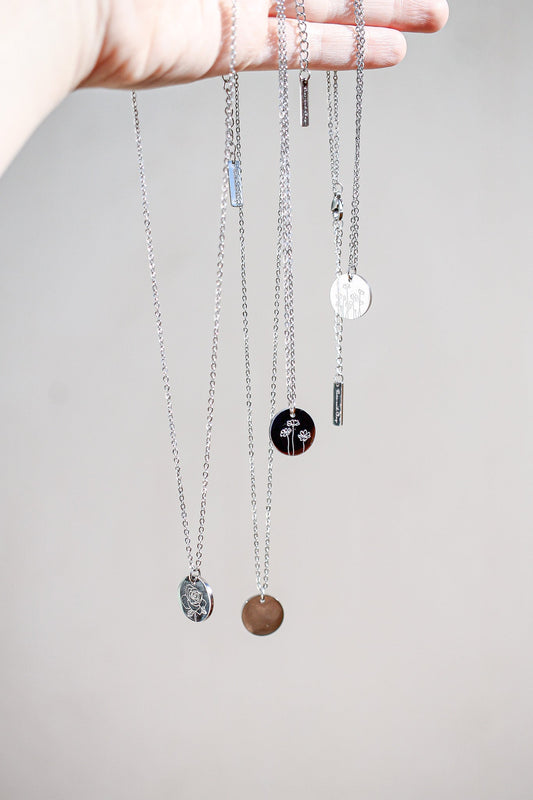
[179,575,214,622]
[242,595,284,636]
[330,273,372,319]
[270,408,316,456]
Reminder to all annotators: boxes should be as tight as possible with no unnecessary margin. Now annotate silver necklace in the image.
[130,65,236,622]
[224,1,284,634]
[328,1,372,426]
[269,0,316,457]
[233,74,284,634]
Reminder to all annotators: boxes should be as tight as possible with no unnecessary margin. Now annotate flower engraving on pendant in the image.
[270,408,316,456]
[179,576,214,622]
[285,418,300,455]
[298,429,311,451]
[330,273,372,319]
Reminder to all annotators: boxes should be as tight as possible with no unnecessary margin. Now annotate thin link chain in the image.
[277,0,297,413]
[326,70,344,384]
[326,1,365,381]
[131,91,193,568]
[264,214,282,593]
[232,65,279,594]
[326,71,341,193]
[232,75,260,592]
[348,0,366,277]
[195,78,232,571]
[131,54,234,577]
[294,0,310,78]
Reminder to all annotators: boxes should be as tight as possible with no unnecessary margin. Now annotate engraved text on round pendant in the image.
[179,575,214,622]
[330,273,372,319]
[270,408,316,456]
[242,595,284,635]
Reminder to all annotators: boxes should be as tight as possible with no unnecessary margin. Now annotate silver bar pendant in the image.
[228,159,243,207]
[333,381,344,426]
[299,76,310,128]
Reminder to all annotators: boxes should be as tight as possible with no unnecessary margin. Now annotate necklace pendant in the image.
[299,73,310,127]
[270,407,316,456]
[242,595,284,635]
[179,575,214,622]
[330,273,372,319]
[333,381,344,426]
[228,159,243,207]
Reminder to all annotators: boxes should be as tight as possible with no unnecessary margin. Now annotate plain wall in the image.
[1,2,532,798]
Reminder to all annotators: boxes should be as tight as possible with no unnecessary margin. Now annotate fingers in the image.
[269,0,449,34]
[244,19,407,72]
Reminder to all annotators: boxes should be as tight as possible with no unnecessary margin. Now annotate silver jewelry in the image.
[271,0,316,455]
[130,52,237,621]
[327,1,370,426]
[225,2,284,635]
[294,0,310,127]
[330,273,372,319]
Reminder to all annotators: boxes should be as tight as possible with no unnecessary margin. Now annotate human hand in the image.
[0,0,448,175]
[82,0,449,88]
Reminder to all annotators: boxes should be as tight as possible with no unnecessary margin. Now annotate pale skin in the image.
[0,0,448,175]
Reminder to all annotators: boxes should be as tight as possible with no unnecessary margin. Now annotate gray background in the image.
[1,2,532,798]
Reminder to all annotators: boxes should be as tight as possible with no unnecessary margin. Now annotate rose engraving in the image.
[181,580,209,621]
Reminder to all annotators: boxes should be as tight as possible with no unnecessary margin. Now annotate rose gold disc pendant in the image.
[241,595,284,636]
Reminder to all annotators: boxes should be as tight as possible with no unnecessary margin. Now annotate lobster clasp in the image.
[331,193,343,221]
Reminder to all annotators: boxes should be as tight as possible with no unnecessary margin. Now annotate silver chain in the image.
[131,40,235,578]
[294,0,310,79]
[326,1,365,383]
[277,0,297,413]
[228,5,279,597]
[235,85,280,597]
[348,0,365,277]
[326,70,344,384]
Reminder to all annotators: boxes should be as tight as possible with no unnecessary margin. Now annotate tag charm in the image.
[299,74,310,127]
[333,381,344,426]
[228,159,243,207]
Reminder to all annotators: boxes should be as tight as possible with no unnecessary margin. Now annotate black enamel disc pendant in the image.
[179,575,214,622]
[270,408,316,456]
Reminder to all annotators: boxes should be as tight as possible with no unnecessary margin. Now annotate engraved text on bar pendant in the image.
[299,76,310,128]
[333,381,344,426]
[228,160,243,207]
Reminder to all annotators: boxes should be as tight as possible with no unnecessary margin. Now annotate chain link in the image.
[294,0,310,79]
[326,70,345,384]
[277,0,297,413]
[222,2,278,597]
[326,1,365,381]
[131,58,234,576]
[233,76,279,597]
[348,0,366,277]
